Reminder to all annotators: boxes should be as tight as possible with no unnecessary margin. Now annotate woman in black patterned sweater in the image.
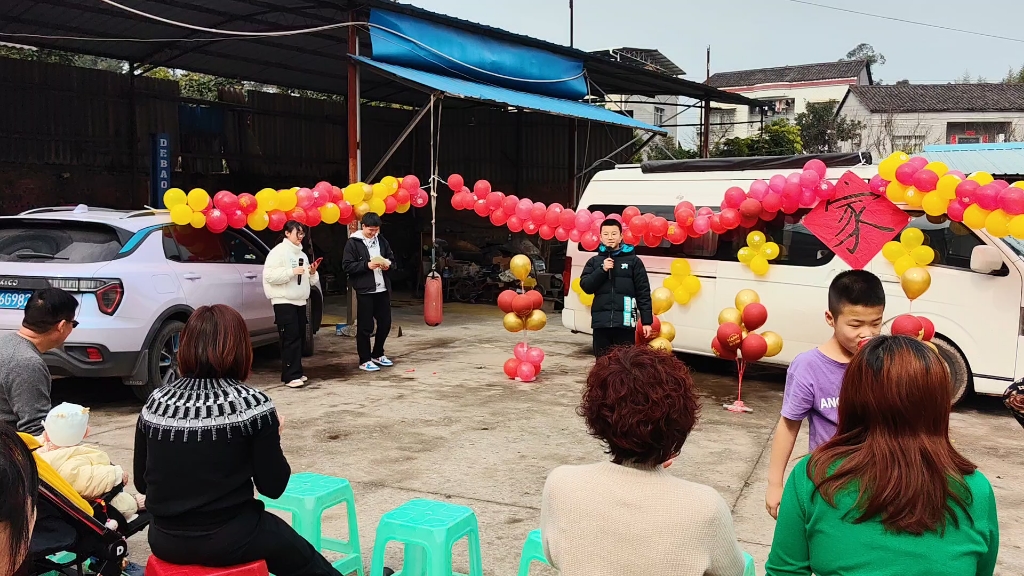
[134,305,339,576]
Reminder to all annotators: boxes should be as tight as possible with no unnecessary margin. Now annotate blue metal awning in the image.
[923,143,1024,177]
[353,56,666,134]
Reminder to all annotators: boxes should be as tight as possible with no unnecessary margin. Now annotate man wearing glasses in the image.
[0,288,78,434]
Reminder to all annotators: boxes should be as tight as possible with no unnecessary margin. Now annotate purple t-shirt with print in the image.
[781,348,848,451]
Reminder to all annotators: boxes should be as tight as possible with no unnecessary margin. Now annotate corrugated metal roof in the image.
[353,56,666,134]
[707,60,869,88]
[923,143,1024,177]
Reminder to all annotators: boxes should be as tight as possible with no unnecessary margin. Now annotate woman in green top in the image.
[766,335,999,576]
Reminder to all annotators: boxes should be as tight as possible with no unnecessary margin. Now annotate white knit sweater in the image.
[262,240,318,306]
[540,461,746,576]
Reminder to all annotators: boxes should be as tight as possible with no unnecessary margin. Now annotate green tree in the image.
[795,101,864,154]
[842,43,885,67]
[1004,64,1024,84]
[711,119,802,158]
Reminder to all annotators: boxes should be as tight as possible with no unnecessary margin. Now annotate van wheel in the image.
[932,336,971,406]
[134,320,184,402]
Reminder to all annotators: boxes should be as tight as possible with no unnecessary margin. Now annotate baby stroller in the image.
[19,433,150,576]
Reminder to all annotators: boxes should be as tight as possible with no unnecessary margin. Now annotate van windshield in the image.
[1002,237,1024,260]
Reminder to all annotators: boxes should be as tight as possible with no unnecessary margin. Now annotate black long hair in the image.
[0,423,38,575]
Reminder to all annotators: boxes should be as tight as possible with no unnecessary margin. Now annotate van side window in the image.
[583,204,834,267]
[905,213,984,270]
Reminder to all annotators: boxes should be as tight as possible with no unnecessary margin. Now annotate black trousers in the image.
[593,327,635,358]
[274,304,306,383]
[149,509,340,576]
[356,291,392,363]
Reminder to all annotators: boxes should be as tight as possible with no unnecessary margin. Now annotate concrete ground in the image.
[62,299,1023,575]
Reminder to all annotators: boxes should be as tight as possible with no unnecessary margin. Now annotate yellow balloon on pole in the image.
[663,275,683,291]
[737,247,756,264]
[894,254,916,277]
[760,241,780,261]
[190,211,206,229]
[682,275,701,295]
[910,245,934,266]
[735,289,760,312]
[510,255,532,281]
[901,267,931,301]
[659,321,676,342]
[718,307,742,326]
[170,204,193,225]
[525,309,548,331]
[670,259,691,278]
[882,241,904,263]
[762,331,784,357]
[187,188,210,211]
[503,312,525,332]
[651,287,673,315]
[163,188,187,208]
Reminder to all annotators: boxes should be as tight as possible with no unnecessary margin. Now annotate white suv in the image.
[0,205,323,400]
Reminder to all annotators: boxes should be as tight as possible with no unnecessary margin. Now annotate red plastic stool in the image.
[145,556,269,576]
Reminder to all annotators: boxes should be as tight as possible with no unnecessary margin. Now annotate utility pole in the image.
[702,45,711,158]
[569,0,574,47]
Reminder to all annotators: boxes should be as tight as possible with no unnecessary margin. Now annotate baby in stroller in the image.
[35,403,145,530]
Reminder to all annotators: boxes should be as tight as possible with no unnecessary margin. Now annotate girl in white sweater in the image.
[263,221,319,388]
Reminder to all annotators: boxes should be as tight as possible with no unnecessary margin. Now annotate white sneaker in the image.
[373,355,394,367]
[286,379,307,388]
[359,361,380,372]
[300,375,308,382]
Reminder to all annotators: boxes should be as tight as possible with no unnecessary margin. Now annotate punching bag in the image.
[424,271,443,326]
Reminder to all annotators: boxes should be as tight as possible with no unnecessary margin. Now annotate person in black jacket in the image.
[580,219,654,357]
[342,213,396,372]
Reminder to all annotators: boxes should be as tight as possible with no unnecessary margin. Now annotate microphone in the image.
[297,258,304,285]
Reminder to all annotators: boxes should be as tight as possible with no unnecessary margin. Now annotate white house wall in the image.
[604,94,680,141]
[711,82,857,139]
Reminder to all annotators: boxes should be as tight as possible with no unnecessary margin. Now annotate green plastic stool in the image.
[743,551,755,576]
[259,472,363,576]
[516,529,548,576]
[370,498,484,576]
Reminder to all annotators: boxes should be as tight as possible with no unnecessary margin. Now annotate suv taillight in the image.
[563,256,572,296]
[48,278,123,316]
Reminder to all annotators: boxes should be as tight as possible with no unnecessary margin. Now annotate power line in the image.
[781,0,1024,44]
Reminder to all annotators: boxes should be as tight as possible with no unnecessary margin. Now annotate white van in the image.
[563,159,1022,404]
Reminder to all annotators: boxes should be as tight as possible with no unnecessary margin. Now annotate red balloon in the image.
[574,211,591,231]
[486,191,504,211]
[622,206,641,222]
[527,289,544,310]
[739,198,762,218]
[473,199,490,217]
[237,193,257,215]
[891,314,925,338]
[206,208,227,230]
[760,208,778,222]
[799,188,817,207]
[629,216,648,236]
[580,231,600,251]
[451,193,466,210]
[804,158,827,178]
[525,347,545,368]
[523,220,540,235]
[711,337,738,360]
[381,196,396,214]
[621,229,637,245]
[503,195,520,215]
[497,290,517,313]
[338,201,353,219]
[555,227,570,241]
[666,224,687,244]
[739,215,760,228]
[557,208,576,229]
[268,210,287,231]
[742,303,768,331]
[643,233,661,247]
[516,199,534,221]
[724,186,747,209]
[530,202,547,223]
[919,316,936,341]
[782,181,802,200]
[538,224,556,240]
[895,162,919,186]
[331,186,344,204]
[975,184,1001,211]
[545,206,563,228]
[674,207,695,227]
[411,190,429,208]
[213,191,239,212]
[799,169,820,189]
[305,207,322,226]
[955,179,980,204]
[402,175,421,192]
[447,174,464,191]
[490,210,509,227]
[507,215,524,233]
[947,199,967,222]
[913,169,939,193]
[762,193,783,213]
[816,179,836,200]
[717,323,744,350]
[709,215,726,235]
[311,187,330,208]
[781,196,800,214]
[394,188,411,206]
[474,180,491,199]
[227,209,246,229]
[296,188,314,210]
[719,208,741,230]
[516,361,537,382]
[288,207,307,224]
[649,216,669,237]
[740,333,768,362]
[512,294,534,316]
[503,358,521,379]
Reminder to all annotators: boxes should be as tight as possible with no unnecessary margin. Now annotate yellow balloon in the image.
[503,312,525,332]
[320,203,340,224]
[187,188,210,211]
[985,209,1011,238]
[368,198,386,215]
[659,321,676,342]
[170,204,193,225]
[888,151,910,163]
[649,337,673,354]
[968,172,994,186]
[163,188,187,208]
[682,275,701,295]
[663,276,683,291]
[1009,215,1024,239]
[256,188,278,212]
[719,307,742,326]
[190,211,207,229]
[903,187,924,208]
[746,231,766,251]
[901,267,931,301]
[651,287,674,315]
[921,191,949,217]
[878,158,898,182]
[277,189,298,212]
[923,161,948,176]
[900,227,924,249]
[1014,181,1024,190]
[571,277,582,294]
[354,202,371,219]
[762,331,784,358]
[749,255,770,276]
[670,259,691,278]
[882,241,906,263]
[910,245,934,266]
[737,246,756,264]
[396,202,411,214]
[735,289,760,312]
[936,175,961,200]
[886,181,908,203]
[579,293,594,306]
[522,276,537,289]
[371,183,389,200]
[247,210,269,231]
[525,309,548,331]
[510,254,532,281]
[672,287,691,306]
[963,204,991,229]
[760,241,780,261]
[381,176,399,193]
[894,254,916,277]
[343,184,363,205]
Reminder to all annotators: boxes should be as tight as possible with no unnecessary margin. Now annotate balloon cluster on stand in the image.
[881,228,934,301]
[162,175,428,234]
[635,314,677,354]
[890,314,938,353]
[661,259,702,305]
[498,255,548,383]
[737,232,780,276]
[712,289,784,414]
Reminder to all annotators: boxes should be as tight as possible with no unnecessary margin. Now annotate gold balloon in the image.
[735,289,760,312]
[659,321,676,342]
[649,337,673,354]
[362,183,374,201]
[503,312,525,332]
[525,309,547,331]
[762,331,784,358]
[354,202,371,219]
[901,267,931,301]
[923,341,938,353]
[510,254,532,281]
[718,307,742,326]
[651,287,673,315]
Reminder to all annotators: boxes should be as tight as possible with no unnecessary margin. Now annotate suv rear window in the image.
[0,220,123,263]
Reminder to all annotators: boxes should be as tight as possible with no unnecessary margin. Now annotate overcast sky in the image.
[409,0,1024,84]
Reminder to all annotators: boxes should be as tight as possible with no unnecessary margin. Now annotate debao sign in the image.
[151,133,171,207]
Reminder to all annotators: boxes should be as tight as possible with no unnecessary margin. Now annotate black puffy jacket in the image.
[579,243,653,330]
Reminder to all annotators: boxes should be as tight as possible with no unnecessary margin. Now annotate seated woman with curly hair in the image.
[540,346,746,576]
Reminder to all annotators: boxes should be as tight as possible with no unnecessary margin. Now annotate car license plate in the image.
[0,290,32,310]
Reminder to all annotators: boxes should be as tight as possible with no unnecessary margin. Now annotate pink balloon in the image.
[692,215,711,235]
[507,215,524,233]
[574,212,591,231]
[762,192,783,213]
[227,209,246,229]
[800,169,821,189]
[913,169,939,192]
[503,358,521,379]
[947,170,967,180]
[394,189,411,206]
[719,208,741,229]
[580,231,600,251]
[502,195,519,215]
[895,163,919,186]
[803,158,827,179]
[402,175,421,192]
[515,199,534,221]
[538,224,555,240]
[783,181,802,199]
[530,202,547,223]
[474,180,491,199]
[709,215,726,236]
[559,208,576,229]
[490,209,509,227]
[516,361,537,382]
[993,179,1011,190]
[697,206,714,217]
[486,191,504,211]
[816,179,836,200]
[956,180,981,204]
[569,228,582,243]
[555,226,570,241]
[590,219,602,234]
[908,156,929,170]
[447,174,464,191]
[525,347,545,367]
[545,205,563,228]
[787,172,803,186]
[999,187,1024,215]
[312,187,330,208]
[769,174,787,193]
[590,210,606,222]
[724,186,747,209]
[338,201,353,219]
[781,196,800,214]
[974,184,1001,211]
[869,174,885,195]
[213,190,239,212]
[514,341,530,361]
[748,180,769,201]
[947,199,967,222]
[799,188,817,207]
[296,188,315,209]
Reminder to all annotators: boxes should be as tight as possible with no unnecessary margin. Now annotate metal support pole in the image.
[569,119,578,206]
[343,15,361,336]
[702,46,711,158]
[128,61,138,208]
[365,94,438,183]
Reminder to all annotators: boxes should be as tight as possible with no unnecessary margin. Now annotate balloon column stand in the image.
[713,290,784,415]
[724,360,754,413]
[498,255,548,383]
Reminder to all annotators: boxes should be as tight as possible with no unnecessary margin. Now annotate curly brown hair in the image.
[578,346,701,467]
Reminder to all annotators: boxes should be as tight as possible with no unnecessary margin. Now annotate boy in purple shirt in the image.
[764,270,885,519]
